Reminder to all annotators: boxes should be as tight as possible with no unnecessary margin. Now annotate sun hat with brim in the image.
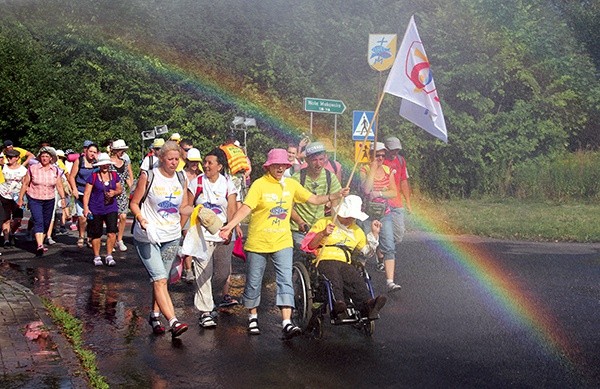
[370,142,386,151]
[111,139,129,150]
[55,149,66,158]
[384,136,402,150]
[4,149,20,158]
[198,207,224,235]
[37,147,57,159]
[305,141,327,157]
[152,138,165,149]
[93,153,114,167]
[186,148,202,162]
[335,195,369,221]
[263,148,292,169]
[170,133,181,142]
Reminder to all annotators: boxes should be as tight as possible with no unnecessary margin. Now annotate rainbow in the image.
[94,38,589,379]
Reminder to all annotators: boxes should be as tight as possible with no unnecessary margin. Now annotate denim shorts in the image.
[134,238,180,282]
[361,212,395,260]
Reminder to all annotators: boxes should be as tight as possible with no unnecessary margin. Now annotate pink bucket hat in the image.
[263,148,292,169]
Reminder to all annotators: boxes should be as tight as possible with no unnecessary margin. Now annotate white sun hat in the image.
[111,139,129,150]
[93,153,114,167]
[335,195,369,221]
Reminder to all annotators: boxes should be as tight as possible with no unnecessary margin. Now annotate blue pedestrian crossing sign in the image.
[352,111,376,141]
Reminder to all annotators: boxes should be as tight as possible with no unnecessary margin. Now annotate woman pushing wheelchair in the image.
[300,195,387,320]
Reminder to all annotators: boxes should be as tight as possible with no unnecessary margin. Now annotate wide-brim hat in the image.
[335,195,369,221]
[263,148,292,169]
[384,136,402,150]
[186,148,202,162]
[169,133,181,142]
[37,146,57,159]
[111,139,129,150]
[93,152,114,167]
[55,149,66,158]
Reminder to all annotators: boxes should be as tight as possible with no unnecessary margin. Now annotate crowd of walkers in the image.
[0,132,411,340]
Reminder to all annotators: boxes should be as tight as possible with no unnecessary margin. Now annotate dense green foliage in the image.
[0,0,598,196]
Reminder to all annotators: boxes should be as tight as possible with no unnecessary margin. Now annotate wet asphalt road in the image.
[1,229,599,388]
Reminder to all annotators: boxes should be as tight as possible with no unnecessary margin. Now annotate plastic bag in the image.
[232,236,246,262]
[169,253,184,284]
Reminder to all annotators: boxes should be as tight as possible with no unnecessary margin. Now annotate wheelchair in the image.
[291,250,378,338]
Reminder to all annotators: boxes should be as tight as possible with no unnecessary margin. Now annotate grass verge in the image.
[42,298,109,389]
[416,198,600,243]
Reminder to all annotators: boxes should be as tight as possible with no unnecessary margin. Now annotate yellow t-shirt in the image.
[308,217,367,263]
[243,174,312,253]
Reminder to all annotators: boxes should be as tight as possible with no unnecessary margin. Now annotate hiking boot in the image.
[170,321,188,338]
[366,295,387,320]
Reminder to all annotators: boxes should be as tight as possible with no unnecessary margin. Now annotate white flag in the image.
[383,16,448,143]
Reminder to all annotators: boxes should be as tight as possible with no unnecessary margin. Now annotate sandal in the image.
[248,318,260,335]
[282,323,302,340]
[148,314,165,335]
[77,237,84,248]
[170,321,189,338]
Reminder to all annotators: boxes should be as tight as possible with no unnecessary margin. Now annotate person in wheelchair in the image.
[300,195,387,320]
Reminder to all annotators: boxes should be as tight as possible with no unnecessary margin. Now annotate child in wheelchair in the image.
[300,195,387,321]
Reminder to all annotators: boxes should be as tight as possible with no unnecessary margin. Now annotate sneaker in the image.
[366,295,387,319]
[106,255,116,267]
[47,237,56,245]
[376,261,385,272]
[183,270,195,284]
[248,318,260,335]
[170,321,188,338]
[199,313,217,328]
[93,256,103,266]
[333,300,347,315]
[218,294,239,308]
[116,240,127,252]
[148,314,165,335]
[282,323,302,340]
[387,282,402,293]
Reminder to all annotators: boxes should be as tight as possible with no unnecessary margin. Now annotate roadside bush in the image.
[511,151,600,202]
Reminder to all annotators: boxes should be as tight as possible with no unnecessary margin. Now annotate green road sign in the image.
[304,97,346,114]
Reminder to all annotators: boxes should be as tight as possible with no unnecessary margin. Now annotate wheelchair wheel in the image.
[292,261,313,330]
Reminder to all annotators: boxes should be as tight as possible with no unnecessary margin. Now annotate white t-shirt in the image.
[188,173,238,242]
[0,165,27,200]
[140,155,159,171]
[133,169,186,243]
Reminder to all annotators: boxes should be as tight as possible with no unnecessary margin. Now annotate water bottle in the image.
[87,212,94,221]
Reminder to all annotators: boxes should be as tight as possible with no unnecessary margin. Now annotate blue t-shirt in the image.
[86,172,120,215]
